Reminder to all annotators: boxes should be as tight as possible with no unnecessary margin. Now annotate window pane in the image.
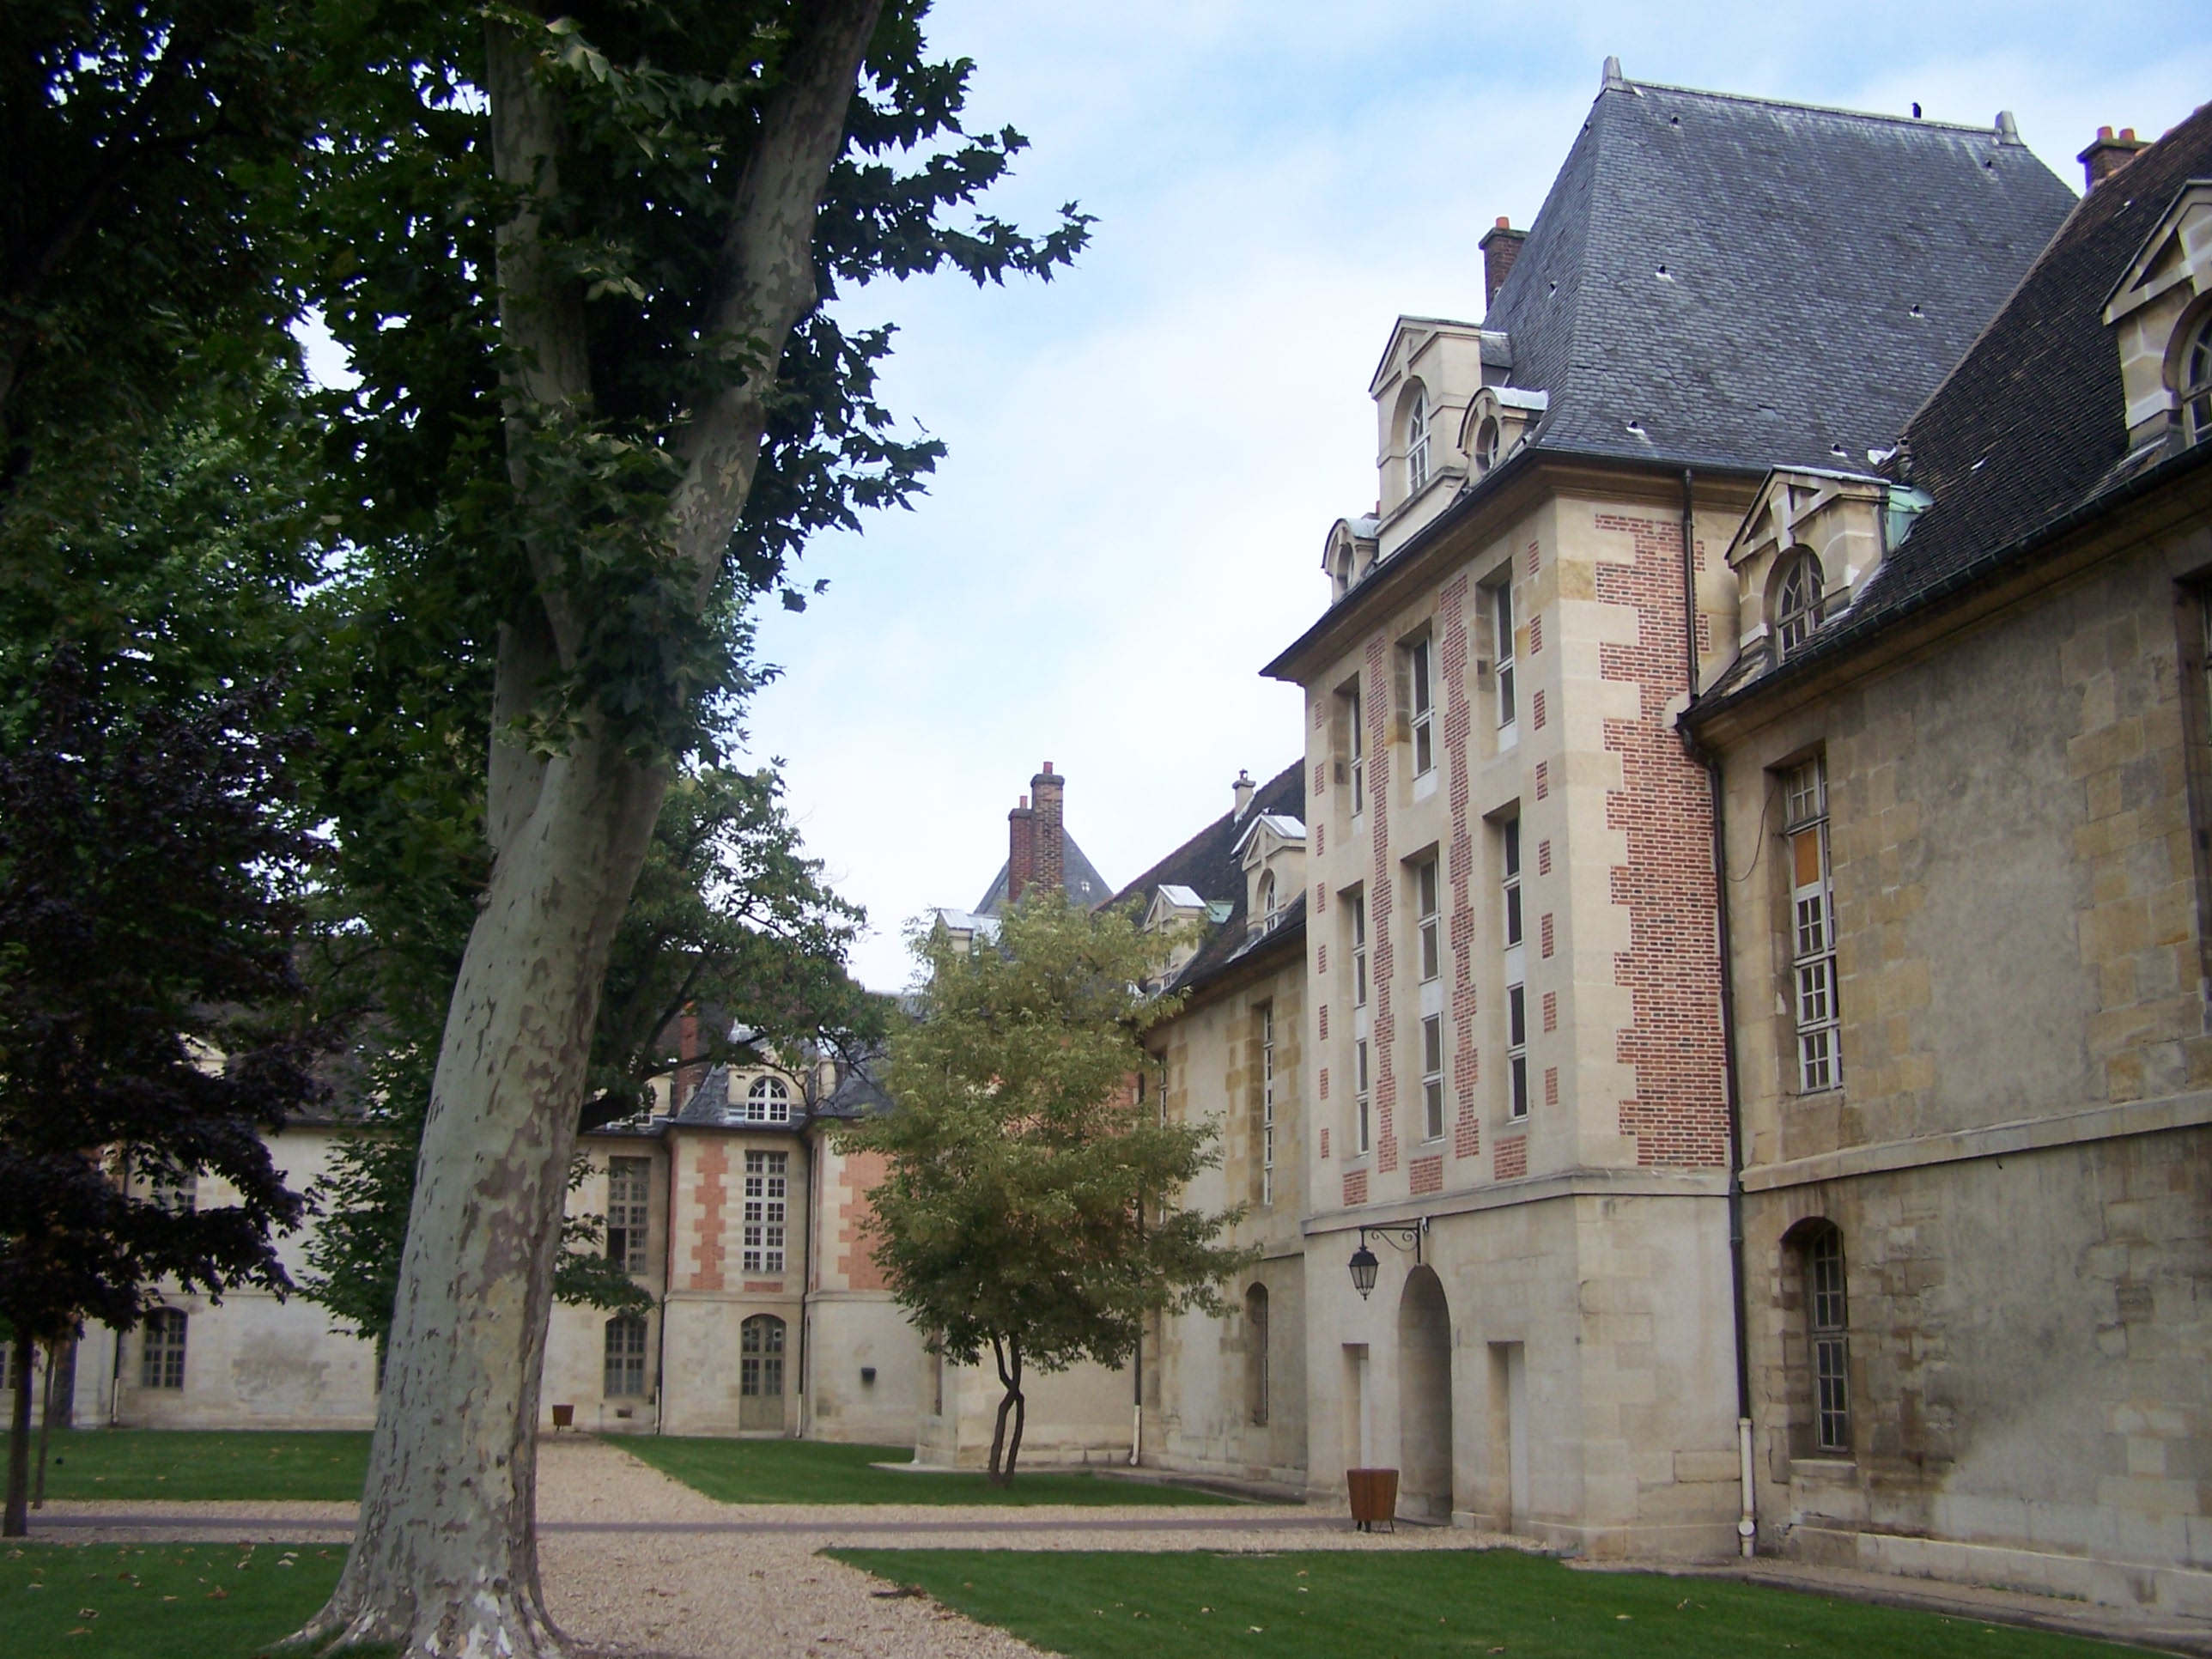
[1508,984,1526,1048]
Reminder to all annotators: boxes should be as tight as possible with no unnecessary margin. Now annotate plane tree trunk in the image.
[298,7,883,1655]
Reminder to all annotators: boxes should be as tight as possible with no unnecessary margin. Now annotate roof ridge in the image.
[1621,77,2011,138]
[1109,759,1303,910]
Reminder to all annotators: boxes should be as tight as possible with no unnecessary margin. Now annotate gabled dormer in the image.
[1724,467,1894,665]
[1369,315,1491,550]
[2103,179,2212,455]
[1233,812,1307,943]
[1457,385,1548,479]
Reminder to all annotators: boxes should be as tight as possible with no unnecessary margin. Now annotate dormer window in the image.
[744,1075,791,1123]
[1406,388,1431,494]
[1775,553,1823,659]
[1256,871,1279,934]
[2184,312,2212,448]
[1474,416,1501,473]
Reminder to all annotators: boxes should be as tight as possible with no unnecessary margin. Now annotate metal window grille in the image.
[743,1151,787,1273]
[1410,638,1435,777]
[1786,759,1840,1092]
[1422,1013,1445,1141]
[606,1157,651,1274]
[603,1315,648,1397]
[1808,1229,1850,1452]
[1493,581,1517,728]
[141,1310,187,1390]
[1260,1004,1276,1206]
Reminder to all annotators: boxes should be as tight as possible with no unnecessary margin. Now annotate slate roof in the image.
[1688,99,2212,720]
[972,832,1115,916]
[1109,762,1307,998]
[1486,76,2077,475]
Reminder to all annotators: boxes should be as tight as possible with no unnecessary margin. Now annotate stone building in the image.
[1683,102,2212,1613]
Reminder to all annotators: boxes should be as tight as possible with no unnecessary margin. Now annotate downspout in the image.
[1680,466,1756,1559]
[653,1122,677,1436]
[797,1083,818,1443]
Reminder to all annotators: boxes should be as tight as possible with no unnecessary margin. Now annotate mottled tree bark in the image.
[301,6,882,1654]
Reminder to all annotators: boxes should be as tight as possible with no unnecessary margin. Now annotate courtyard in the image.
[11,1434,2202,1659]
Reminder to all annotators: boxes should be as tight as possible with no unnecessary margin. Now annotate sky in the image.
[742,0,2212,990]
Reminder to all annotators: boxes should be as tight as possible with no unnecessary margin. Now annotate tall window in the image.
[1258,1003,1276,1206]
[606,1157,651,1274]
[1421,1014,1445,1141]
[1245,1284,1271,1426]
[149,1166,197,1213]
[1406,388,1431,494]
[1345,683,1366,816]
[1786,758,1840,1091]
[1806,1226,1850,1453]
[1415,857,1441,983]
[2184,313,2212,449]
[744,1075,791,1123]
[1492,580,1517,730]
[1775,554,1823,659]
[740,1314,786,1398]
[743,1151,787,1273]
[1504,817,1528,1120]
[141,1309,187,1390]
[603,1314,647,1397]
[1408,637,1436,779]
[1256,871,1279,935]
[1474,416,1501,473]
[1350,891,1369,1011]
[1354,1038,1371,1156]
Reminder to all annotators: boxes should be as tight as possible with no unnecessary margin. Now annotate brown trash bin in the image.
[1347,1467,1399,1532]
[550,1403,574,1431]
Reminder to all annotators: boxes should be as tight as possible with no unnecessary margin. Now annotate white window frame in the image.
[141,1309,187,1390]
[1808,1227,1850,1453]
[1786,758,1840,1092]
[1259,1003,1276,1206]
[1409,637,1436,781]
[1421,1012,1444,1142]
[1354,1037,1371,1157]
[1776,554,1823,659]
[606,1156,652,1274]
[1345,684,1366,817]
[744,1075,791,1123]
[2184,313,2212,448]
[1492,579,1518,738]
[1415,856,1441,984]
[603,1314,648,1397]
[743,1150,788,1273]
[1407,388,1431,495]
[1503,816,1528,1121]
[1350,891,1369,1011]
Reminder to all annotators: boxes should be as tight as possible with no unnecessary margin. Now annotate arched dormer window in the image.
[1474,416,1501,474]
[1406,388,1431,495]
[744,1074,790,1123]
[2183,311,2212,449]
[1255,871,1278,934]
[1775,553,1824,659]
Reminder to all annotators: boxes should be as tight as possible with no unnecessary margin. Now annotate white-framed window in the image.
[1259,1002,1276,1206]
[1786,757,1840,1092]
[1503,817,1528,1121]
[2184,312,2212,448]
[1350,890,1369,1011]
[1408,636,1436,779]
[1775,554,1823,659]
[744,1075,791,1123]
[603,1314,648,1397]
[1354,1038,1371,1157]
[1414,856,1441,983]
[1492,579,1517,732]
[1344,683,1366,817]
[1407,387,1431,495]
[1502,818,1523,948]
[149,1166,198,1213]
[1255,870,1279,936]
[1421,1013,1445,1141]
[141,1309,187,1390]
[743,1150,787,1273]
[1806,1225,1850,1453]
[1474,416,1501,473]
[1506,987,1528,1120]
[606,1156,651,1274]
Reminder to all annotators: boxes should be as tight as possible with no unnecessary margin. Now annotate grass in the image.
[22,1431,370,1504]
[829,1548,2164,1659]
[3,1540,345,1659]
[617,1435,1233,1506]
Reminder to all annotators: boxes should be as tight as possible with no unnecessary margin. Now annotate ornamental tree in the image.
[842,892,1253,1486]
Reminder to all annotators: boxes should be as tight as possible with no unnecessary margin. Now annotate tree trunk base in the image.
[295,1580,572,1659]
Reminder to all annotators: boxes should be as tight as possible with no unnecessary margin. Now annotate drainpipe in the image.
[1680,467,1756,1557]
[653,1122,677,1436]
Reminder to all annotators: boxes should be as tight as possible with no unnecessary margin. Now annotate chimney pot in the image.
[2078,124,2150,190]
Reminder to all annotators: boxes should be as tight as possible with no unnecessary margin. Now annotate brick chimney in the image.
[1006,793,1036,904]
[1480,217,1526,310]
[1031,763,1065,897]
[2078,126,2148,191]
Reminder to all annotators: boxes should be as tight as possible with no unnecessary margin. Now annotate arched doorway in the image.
[739,1313,786,1431]
[1397,1266,1453,1519]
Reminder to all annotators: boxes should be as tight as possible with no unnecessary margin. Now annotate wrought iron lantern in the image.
[1347,1243,1380,1298]
[1346,1218,1428,1299]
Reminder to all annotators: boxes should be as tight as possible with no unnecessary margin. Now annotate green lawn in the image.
[3,1540,345,1659]
[26,1431,370,1503]
[830,1548,2160,1659]
[617,1435,1233,1506]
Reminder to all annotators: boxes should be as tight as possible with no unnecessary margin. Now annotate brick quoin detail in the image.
[1530,613,1543,654]
[1315,698,1327,730]
[1538,838,1552,877]
[1544,1066,1559,1107]
[1532,689,1546,730]
[1316,823,1324,854]
[837,1150,890,1291]
[1318,1004,1329,1040]
[1542,990,1558,1032]
[1410,1154,1443,1196]
[1595,512,1729,1168]
[743,1279,781,1293]
[1540,913,1554,958]
[1438,572,1484,1164]
[1495,1134,1528,1181]
[1525,540,1540,578]
[1319,1066,1330,1100]
[1366,636,1399,1175]
[1534,761,1549,800]
[689,1142,728,1291]
[1343,1168,1369,1206]
[1316,882,1328,914]
[1319,1126,1331,1158]
[1317,944,1328,974]
[1315,761,1327,797]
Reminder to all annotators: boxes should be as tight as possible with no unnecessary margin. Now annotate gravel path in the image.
[30,1437,1509,1659]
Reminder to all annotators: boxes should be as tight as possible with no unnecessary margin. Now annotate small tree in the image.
[0,656,334,1536]
[842,891,1252,1486]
